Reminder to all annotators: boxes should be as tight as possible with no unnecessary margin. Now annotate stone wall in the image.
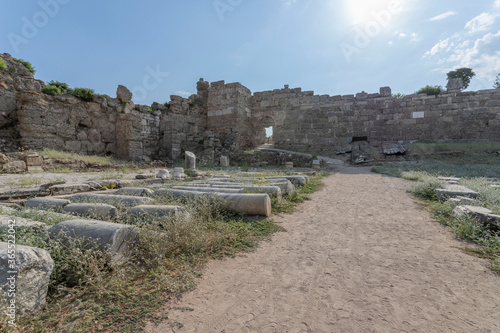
[1,52,499,164]
[250,85,500,154]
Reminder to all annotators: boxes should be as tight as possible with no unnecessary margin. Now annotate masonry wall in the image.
[250,86,500,154]
[1,51,500,163]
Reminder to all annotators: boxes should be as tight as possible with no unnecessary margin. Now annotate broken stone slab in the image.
[49,184,91,195]
[207,180,295,195]
[312,160,321,169]
[126,205,190,219]
[437,177,461,185]
[48,219,138,264]
[172,167,186,179]
[435,185,479,201]
[115,187,154,197]
[135,174,156,180]
[25,197,71,210]
[448,196,477,205]
[452,206,500,227]
[63,203,118,220]
[171,186,245,194]
[336,146,353,154]
[0,242,54,314]
[382,144,406,155]
[71,194,154,207]
[0,187,51,200]
[154,189,272,217]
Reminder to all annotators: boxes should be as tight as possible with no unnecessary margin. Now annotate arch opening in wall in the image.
[254,115,276,147]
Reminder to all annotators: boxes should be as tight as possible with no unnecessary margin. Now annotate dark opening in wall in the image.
[352,136,368,142]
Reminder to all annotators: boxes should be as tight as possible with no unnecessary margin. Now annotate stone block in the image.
[63,203,118,220]
[0,243,54,314]
[48,219,138,264]
[116,85,132,103]
[49,184,91,195]
[135,174,156,180]
[2,161,26,173]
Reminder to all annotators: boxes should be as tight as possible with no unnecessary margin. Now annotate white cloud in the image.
[424,30,500,85]
[465,12,498,33]
[174,90,192,97]
[410,33,421,42]
[496,0,500,8]
[428,11,456,21]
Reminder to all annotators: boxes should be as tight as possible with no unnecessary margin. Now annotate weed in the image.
[14,58,35,74]
[0,58,7,71]
[71,87,94,101]
[6,175,42,187]
[52,167,73,173]
[41,85,62,96]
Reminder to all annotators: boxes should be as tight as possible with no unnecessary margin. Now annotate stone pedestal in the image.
[312,160,320,169]
[220,156,230,167]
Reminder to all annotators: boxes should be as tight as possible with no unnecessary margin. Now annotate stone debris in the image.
[115,187,154,197]
[25,197,71,210]
[1,160,27,173]
[453,205,500,228]
[448,196,477,205]
[0,242,54,314]
[157,169,171,180]
[0,215,48,233]
[48,219,138,264]
[335,146,353,155]
[437,177,461,185]
[382,144,406,155]
[172,167,186,179]
[312,160,321,169]
[135,174,156,180]
[63,203,118,220]
[434,185,479,201]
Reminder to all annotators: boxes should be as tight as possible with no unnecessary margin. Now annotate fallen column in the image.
[171,186,244,193]
[25,197,71,210]
[48,219,138,264]
[126,205,190,219]
[203,184,282,200]
[71,193,154,207]
[63,203,118,220]
[154,189,271,217]
[115,187,154,197]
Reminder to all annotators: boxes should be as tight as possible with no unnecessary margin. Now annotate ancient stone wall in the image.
[250,86,500,154]
[1,52,499,164]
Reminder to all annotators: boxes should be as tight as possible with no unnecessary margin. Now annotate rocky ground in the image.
[144,166,500,333]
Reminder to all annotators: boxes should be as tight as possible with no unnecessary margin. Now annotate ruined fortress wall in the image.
[251,86,500,154]
[1,51,499,162]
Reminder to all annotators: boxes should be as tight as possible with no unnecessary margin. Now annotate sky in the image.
[1,0,499,105]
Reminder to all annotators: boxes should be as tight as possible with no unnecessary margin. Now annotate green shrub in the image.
[0,58,7,71]
[14,58,35,74]
[416,85,442,96]
[392,93,406,98]
[48,80,70,91]
[494,74,500,89]
[71,87,94,101]
[42,85,62,96]
[407,179,443,200]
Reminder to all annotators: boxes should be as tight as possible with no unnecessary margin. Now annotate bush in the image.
[407,179,443,200]
[42,85,62,96]
[0,58,7,71]
[14,58,35,74]
[48,80,70,91]
[392,93,406,98]
[71,87,94,101]
[494,74,500,89]
[416,85,443,96]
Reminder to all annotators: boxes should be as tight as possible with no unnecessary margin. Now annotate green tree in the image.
[447,67,475,89]
[494,74,500,88]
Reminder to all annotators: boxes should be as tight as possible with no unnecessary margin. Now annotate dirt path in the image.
[145,167,500,333]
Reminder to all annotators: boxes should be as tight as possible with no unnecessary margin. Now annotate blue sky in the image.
[1,0,499,105]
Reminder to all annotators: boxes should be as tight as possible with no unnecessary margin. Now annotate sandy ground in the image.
[145,166,500,333]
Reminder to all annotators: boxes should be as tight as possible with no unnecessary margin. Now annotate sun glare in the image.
[347,0,400,25]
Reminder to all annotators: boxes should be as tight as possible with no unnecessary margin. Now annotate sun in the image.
[346,0,401,25]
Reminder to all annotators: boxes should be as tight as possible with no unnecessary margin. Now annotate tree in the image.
[494,74,500,89]
[447,67,475,89]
